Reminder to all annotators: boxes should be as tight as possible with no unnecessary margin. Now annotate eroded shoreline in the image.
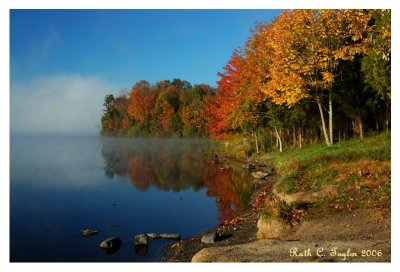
[162,157,391,262]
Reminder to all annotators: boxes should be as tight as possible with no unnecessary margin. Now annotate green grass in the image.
[254,132,391,212]
[269,132,390,194]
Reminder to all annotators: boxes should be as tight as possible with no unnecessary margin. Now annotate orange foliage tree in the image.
[252,10,370,146]
[127,87,157,133]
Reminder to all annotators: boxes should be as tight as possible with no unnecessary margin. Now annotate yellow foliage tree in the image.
[250,9,370,146]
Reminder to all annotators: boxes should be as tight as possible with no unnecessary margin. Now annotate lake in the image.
[10,134,255,262]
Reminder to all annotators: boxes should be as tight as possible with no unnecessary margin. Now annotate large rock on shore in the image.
[191,238,391,262]
[192,208,391,262]
[273,184,337,205]
[256,216,291,239]
[251,171,269,179]
[201,233,216,244]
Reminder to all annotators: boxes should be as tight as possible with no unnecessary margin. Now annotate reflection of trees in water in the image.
[101,138,211,192]
[101,138,255,222]
[127,154,155,191]
[202,164,253,222]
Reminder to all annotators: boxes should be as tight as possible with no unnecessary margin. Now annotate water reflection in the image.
[101,138,208,192]
[100,138,254,222]
[202,164,254,222]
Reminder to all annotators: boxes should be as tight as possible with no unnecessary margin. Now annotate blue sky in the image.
[10,9,281,134]
[11,9,280,87]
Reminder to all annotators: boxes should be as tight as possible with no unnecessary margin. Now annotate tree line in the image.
[101,78,214,137]
[101,9,390,152]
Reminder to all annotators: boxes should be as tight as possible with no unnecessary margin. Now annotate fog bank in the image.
[10,74,117,134]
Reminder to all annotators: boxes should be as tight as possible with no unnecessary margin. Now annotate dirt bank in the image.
[191,207,390,262]
[163,150,391,263]
[163,182,390,262]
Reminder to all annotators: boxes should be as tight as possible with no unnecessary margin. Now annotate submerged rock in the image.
[159,233,181,240]
[201,232,216,244]
[251,171,269,179]
[100,237,122,254]
[80,229,98,236]
[134,234,148,246]
[146,233,160,239]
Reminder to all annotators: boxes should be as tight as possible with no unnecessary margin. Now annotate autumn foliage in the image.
[128,88,157,123]
[101,79,214,137]
[101,9,390,152]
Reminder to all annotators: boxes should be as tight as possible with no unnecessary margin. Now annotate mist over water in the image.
[10,134,255,262]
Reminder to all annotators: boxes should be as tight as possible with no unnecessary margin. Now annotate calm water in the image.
[10,135,255,262]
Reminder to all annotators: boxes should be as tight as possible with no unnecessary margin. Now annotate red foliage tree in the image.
[205,52,245,139]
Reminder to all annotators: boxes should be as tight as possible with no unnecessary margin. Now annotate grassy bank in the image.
[257,132,390,214]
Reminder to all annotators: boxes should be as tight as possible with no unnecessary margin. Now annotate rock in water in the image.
[159,233,181,240]
[135,244,148,256]
[146,233,160,239]
[80,229,98,236]
[99,237,122,254]
[134,234,149,257]
[201,233,216,244]
[134,234,148,246]
[251,171,269,179]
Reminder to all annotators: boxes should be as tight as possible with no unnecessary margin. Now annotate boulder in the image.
[134,234,148,246]
[99,237,122,254]
[159,233,181,240]
[257,216,291,239]
[263,166,275,175]
[80,229,98,236]
[251,171,269,179]
[201,232,216,244]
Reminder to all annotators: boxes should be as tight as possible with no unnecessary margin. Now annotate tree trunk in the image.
[357,118,364,140]
[317,101,331,146]
[292,125,296,147]
[298,126,303,149]
[328,88,333,145]
[386,110,390,131]
[254,130,259,154]
[274,126,283,153]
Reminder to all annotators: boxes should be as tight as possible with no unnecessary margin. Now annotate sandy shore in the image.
[163,179,390,262]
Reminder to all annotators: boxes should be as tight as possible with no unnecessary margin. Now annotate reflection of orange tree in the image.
[127,154,155,192]
[101,139,255,222]
[202,164,254,222]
